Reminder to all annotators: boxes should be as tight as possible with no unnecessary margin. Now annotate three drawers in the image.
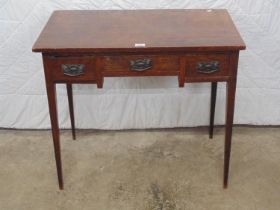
[44,53,231,85]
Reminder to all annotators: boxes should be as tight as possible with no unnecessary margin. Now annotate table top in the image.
[32,9,246,53]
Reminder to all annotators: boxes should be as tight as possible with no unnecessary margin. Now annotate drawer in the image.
[47,56,96,82]
[185,53,230,80]
[102,55,179,76]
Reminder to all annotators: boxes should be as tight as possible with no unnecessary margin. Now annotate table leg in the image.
[209,82,217,139]
[46,82,64,190]
[66,83,76,140]
[223,79,236,188]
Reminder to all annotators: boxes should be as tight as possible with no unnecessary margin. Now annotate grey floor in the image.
[0,126,280,210]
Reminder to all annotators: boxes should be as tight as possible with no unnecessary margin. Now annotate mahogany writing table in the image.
[32,9,246,189]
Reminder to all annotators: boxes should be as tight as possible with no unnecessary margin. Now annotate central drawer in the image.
[102,55,179,76]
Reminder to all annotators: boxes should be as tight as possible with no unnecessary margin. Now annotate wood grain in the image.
[33,10,245,53]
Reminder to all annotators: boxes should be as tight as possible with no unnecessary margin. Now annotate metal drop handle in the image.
[197,61,220,74]
[129,59,152,71]
[62,64,85,76]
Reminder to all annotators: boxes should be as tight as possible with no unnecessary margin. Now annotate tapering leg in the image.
[223,79,237,188]
[46,82,63,190]
[209,82,217,139]
[66,83,76,140]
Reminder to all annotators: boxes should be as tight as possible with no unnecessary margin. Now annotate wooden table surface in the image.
[33,9,245,53]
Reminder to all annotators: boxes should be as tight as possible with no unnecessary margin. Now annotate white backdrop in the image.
[1,0,280,129]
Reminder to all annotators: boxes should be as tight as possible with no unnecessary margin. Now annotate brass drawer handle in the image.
[62,64,85,76]
[197,61,219,74]
[129,59,152,71]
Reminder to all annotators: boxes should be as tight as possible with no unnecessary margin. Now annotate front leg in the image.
[223,79,236,188]
[46,82,64,190]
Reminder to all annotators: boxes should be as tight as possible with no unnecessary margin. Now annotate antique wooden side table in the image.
[32,9,246,189]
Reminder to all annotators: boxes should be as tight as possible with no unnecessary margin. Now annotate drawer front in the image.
[102,55,179,76]
[48,56,96,82]
[185,54,230,79]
